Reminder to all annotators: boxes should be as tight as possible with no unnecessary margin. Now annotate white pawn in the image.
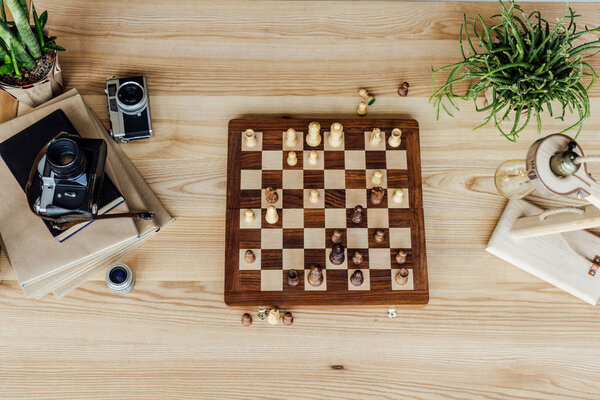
[244,209,255,223]
[372,170,383,186]
[388,128,402,148]
[265,205,279,224]
[369,128,382,146]
[244,129,257,148]
[328,122,344,148]
[309,189,320,203]
[287,151,298,166]
[308,150,318,165]
[285,128,297,148]
[306,121,321,147]
[393,189,404,203]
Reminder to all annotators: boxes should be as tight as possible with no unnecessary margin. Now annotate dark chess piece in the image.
[244,249,256,263]
[329,244,345,265]
[398,81,410,97]
[370,186,384,205]
[351,205,363,224]
[352,251,363,265]
[396,250,407,264]
[395,268,409,286]
[287,269,300,287]
[283,312,294,326]
[308,264,323,287]
[331,229,343,244]
[242,313,252,326]
[265,186,279,204]
[350,270,364,287]
[374,229,385,243]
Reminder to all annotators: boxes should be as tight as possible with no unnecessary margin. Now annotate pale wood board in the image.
[2,1,600,399]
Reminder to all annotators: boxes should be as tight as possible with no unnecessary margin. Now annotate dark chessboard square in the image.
[262,170,283,189]
[346,208,368,228]
[390,248,413,268]
[344,129,366,150]
[262,130,283,150]
[239,229,261,249]
[238,270,261,291]
[283,189,304,208]
[262,209,282,229]
[325,189,346,208]
[304,249,326,269]
[369,269,392,291]
[389,208,411,228]
[325,228,347,248]
[324,151,345,169]
[368,228,390,248]
[325,269,347,291]
[283,150,303,170]
[345,170,366,189]
[283,269,305,291]
[304,209,325,228]
[261,249,283,269]
[240,152,262,169]
[367,188,388,209]
[303,138,324,151]
[387,169,409,188]
[240,190,261,208]
[365,151,387,169]
[304,170,325,189]
[347,248,369,269]
[283,229,304,248]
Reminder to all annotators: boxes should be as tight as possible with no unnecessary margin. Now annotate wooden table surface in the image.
[2,1,600,399]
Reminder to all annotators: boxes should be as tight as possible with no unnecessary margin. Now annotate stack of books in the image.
[0,89,173,298]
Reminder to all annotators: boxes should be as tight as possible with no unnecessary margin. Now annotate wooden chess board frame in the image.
[225,118,428,307]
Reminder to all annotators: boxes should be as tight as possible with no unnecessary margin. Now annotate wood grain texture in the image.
[2,1,600,399]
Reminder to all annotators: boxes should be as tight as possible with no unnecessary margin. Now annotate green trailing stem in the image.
[0,20,33,69]
[4,0,40,58]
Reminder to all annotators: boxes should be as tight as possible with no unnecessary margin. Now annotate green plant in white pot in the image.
[0,0,65,106]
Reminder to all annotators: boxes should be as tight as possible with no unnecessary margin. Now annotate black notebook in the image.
[0,109,124,242]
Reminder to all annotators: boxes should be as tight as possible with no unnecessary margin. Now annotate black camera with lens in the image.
[33,133,107,221]
[105,75,153,143]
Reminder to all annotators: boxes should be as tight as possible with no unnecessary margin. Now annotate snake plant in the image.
[431,0,600,141]
[0,0,65,79]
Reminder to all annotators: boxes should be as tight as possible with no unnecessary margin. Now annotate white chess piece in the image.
[244,129,257,148]
[356,101,368,116]
[372,170,383,186]
[287,151,298,166]
[388,128,402,148]
[265,205,279,224]
[369,128,382,146]
[244,209,255,223]
[309,189,320,203]
[306,121,321,147]
[393,189,404,203]
[308,150,318,165]
[328,122,344,148]
[285,128,297,148]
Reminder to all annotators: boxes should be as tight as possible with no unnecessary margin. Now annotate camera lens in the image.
[116,81,146,114]
[105,264,135,294]
[109,267,128,284]
[46,137,86,179]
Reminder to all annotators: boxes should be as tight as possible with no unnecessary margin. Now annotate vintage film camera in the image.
[105,76,153,143]
[33,133,107,221]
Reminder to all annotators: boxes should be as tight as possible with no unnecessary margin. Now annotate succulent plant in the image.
[0,0,65,79]
[430,0,600,141]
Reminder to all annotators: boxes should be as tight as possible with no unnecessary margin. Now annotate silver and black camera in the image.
[34,133,107,220]
[105,76,153,143]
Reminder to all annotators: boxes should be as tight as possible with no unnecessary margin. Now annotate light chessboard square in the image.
[326,248,347,270]
[262,151,283,170]
[369,248,392,269]
[240,170,262,190]
[262,229,283,249]
[345,189,367,208]
[240,208,261,229]
[304,228,325,248]
[303,150,324,170]
[303,189,325,208]
[367,209,389,228]
[283,249,304,270]
[325,209,347,228]
[304,269,327,291]
[239,249,261,270]
[347,228,368,248]
[261,270,283,291]
[282,131,304,151]
[391,268,414,290]
[283,170,303,189]
[344,151,366,170]
[241,131,263,151]
[364,130,386,151]
[386,150,408,169]
[282,209,304,228]
[348,269,370,290]
[366,169,387,189]
[324,170,345,189]
[390,228,411,248]
[323,132,345,151]
[261,189,283,209]
[388,188,409,208]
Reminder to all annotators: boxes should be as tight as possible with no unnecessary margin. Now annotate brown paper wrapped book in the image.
[0,89,173,298]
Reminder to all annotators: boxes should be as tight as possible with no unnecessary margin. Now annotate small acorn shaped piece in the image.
[242,313,253,326]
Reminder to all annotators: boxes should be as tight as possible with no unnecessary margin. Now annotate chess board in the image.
[225,118,428,307]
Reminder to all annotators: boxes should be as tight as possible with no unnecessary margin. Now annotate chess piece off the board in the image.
[241,313,253,326]
[306,121,321,147]
[388,128,402,148]
[351,205,363,224]
[331,229,343,244]
[265,187,279,204]
[265,205,279,224]
[244,209,255,223]
[244,129,257,147]
[285,128,297,147]
[329,244,345,265]
[267,309,280,325]
[352,251,363,265]
[350,270,364,287]
[395,268,409,285]
[396,250,407,264]
[370,128,383,146]
[287,269,300,287]
[392,189,404,204]
[287,151,298,166]
[244,250,256,263]
[328,122,344,148]
[397,82,409,97]
[357,101,368,116]
[371,187,384,205]
[308,264,323,287]
[283,312,294,326]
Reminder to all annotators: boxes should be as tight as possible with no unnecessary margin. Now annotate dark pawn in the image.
[331,229,343,244]
[283,312,294,326]
[352,251,363,265]
[350,270,364,286]
[398,81,410,97]
[374,229,385,243]
[308,264,323,287]
[242,313,252,326]
[329,244,345,265]
[370,187,384,205]
[351,205,363,224]
[265,186,279,204]
[396,250,407,264]
[287,269,300,286]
